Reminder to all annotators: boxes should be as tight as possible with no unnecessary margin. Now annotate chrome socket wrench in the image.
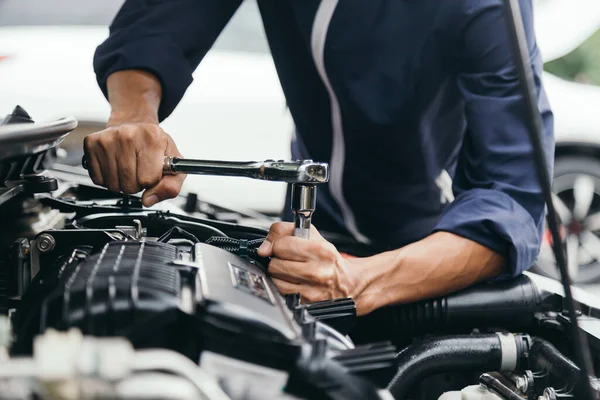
[162,157,329,239]
[83,155,329,238]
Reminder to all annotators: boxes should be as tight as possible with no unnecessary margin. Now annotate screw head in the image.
[37,234,56,253]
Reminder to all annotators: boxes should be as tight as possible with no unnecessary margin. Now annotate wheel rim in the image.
[537,172,600,283]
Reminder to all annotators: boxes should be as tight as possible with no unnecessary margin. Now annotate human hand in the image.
[83,122,186,207]
[257,222,368,311]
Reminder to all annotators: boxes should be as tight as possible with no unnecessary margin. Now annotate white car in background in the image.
[533,0,600,283]
[0,0,293,215]
[2,0,600,281]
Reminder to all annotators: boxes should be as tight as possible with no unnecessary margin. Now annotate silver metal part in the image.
[114,220,146,240]
[496,332,518,371]
[161,156,329,239]
[0,117,77,161]
[291,183,317,239]
[539,388,557,400]
[36,234,56,253]
[162,157,329,184]
[515,376,528,393]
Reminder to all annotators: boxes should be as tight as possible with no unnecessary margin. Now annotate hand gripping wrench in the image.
[83,155,329,239]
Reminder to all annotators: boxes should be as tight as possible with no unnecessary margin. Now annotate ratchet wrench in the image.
[82,155,329,239]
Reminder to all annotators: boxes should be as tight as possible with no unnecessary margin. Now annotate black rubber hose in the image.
[387,334,529,400]
[529,338,581,394]
[352,275,540,344]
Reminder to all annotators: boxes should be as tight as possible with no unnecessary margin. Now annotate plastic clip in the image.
[238,239,249,260]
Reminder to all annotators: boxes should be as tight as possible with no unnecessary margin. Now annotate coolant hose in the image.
[387,333,531,400]
[529,337,581,394]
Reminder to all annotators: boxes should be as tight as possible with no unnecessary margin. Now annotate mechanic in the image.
[87,0,554,316]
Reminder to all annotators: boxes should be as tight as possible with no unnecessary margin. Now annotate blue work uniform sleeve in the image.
[93,0,243,122]
[432,0,555,278]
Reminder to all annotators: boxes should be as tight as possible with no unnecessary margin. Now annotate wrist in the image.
[348,252,402,315]
[108,108,159,127]
[106,70,162,127]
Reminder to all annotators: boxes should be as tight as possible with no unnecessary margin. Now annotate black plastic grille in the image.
[40,241,181,336]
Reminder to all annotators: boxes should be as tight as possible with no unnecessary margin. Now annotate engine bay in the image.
[2,109,600,400]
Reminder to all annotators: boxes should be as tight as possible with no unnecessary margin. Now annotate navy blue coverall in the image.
[94,0,554,278]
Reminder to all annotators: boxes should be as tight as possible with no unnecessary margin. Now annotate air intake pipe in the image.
[352,275,541,344]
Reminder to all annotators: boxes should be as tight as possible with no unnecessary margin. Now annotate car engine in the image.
[2,108,600,400]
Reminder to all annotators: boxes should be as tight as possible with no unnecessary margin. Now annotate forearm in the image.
[354,232,506,315]
[106,70,162,126]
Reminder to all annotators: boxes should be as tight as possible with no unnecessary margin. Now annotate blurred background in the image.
[1,0,600,289]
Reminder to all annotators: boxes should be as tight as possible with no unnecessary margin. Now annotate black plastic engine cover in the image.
[11,240,301,367]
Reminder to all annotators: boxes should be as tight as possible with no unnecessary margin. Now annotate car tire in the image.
[534,155,600,283]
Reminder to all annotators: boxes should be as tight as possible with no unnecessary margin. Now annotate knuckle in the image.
[118,127,137,144]
[138,174,160,188]
[84,133,101,152]
[316,242,337,261]
[83,135,92,151]
[144,125,164,143]
[271,222,289,236]
[271,222,284,234]
[107,183,120,194]
[98,135,114,152]
[121,183,141,195]
[316,267,334,285]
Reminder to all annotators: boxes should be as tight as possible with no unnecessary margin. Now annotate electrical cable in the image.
[501,1,595,399]
[204,236,266,259]
[157,226,200,244]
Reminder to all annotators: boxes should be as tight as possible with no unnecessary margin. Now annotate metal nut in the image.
[539,387,557,400]
[36,234,56,253]
[516,376,528,393]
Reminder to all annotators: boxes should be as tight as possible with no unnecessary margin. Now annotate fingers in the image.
[116,129,140,194]
[271,278,302,295]
[271,278,328,303]
[83,122,183,204]
[83,135,104,186]
[257,222,324,257]
[269,257,335,286]
[137,126,167,189]
[104,150,121,193]
[268,259,306,284]
[274,236,330,261]
[141,174,186,207]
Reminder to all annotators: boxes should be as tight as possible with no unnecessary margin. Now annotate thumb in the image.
[142,174,186,207]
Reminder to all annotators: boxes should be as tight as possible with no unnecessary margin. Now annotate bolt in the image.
[516,376,528,393]
[539,387,556,400]
[36,234,56,253]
